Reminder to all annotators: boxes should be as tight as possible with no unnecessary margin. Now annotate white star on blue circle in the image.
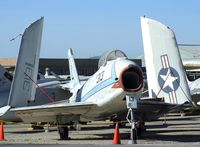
[158,67,180,93]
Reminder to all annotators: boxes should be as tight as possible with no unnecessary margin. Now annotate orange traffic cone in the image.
[0,121,4,141]
[112,123,121,144]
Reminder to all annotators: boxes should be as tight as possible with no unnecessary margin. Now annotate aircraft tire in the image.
[58,126,69,140]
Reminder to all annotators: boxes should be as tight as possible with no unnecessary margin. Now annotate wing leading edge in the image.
[11,102,97,123]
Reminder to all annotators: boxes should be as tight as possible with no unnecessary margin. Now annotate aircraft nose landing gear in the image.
[126,95,138,144]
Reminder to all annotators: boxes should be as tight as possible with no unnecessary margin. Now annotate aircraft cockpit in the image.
[98,50,127,68]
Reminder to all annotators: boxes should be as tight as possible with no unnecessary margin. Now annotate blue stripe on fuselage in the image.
[81,63,117,102]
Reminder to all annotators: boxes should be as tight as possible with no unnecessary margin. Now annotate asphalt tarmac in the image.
[0,114,199,146]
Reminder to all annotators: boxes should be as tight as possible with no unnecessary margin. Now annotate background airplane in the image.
[188,77,200,105]
[0,65,71,122]
[0,18,71,125]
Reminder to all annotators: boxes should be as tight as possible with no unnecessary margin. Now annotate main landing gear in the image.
[58,126,69,140]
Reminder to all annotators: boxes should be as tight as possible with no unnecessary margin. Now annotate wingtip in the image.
[0,105,11,117]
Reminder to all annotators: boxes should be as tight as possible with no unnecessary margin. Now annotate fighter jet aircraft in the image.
[0,16,194,141]
[0,18,144,139]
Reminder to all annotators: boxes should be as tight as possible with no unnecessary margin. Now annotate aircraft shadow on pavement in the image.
[140,132,200,143]
[146,122,200,129]
[159,116,200,122]
[67,125,200,142]
[79,125,129,131]
[55,132,130,141]
[6,129,57,134]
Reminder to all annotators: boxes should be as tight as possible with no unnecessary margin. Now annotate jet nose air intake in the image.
[113,65,143,92]
[122,67,143,91]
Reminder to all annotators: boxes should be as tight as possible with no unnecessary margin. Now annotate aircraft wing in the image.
[138,99,191,114]
[10,102,97,123]
[136,99,192,121]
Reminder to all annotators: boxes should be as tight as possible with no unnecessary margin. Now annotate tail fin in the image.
[0,65,12,92]
[7,17,43,108]
[141,16,192,105]
[67,48,81,94]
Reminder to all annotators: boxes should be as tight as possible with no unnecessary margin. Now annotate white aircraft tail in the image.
[4,17,43,111]
[68,48,81,95]
[141,16,192,105]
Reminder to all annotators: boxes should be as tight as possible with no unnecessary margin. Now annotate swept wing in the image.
[11,102,97,123]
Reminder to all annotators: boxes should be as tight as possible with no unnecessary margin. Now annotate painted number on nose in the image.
[96,71,104,83]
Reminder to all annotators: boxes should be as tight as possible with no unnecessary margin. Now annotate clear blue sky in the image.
[1,0,200,58]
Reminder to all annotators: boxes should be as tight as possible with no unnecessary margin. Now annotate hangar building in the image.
[1,45,200,81]
[0,58,141,76]
[136,44,200,81]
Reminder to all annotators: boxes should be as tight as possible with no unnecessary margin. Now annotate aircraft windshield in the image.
[98,50,127,68]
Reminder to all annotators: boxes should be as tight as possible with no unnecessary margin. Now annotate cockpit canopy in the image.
[98,50,127,68]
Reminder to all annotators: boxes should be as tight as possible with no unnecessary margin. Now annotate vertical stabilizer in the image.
[8,17,44,107]
[68,48,81,95]
[141,17,192,104]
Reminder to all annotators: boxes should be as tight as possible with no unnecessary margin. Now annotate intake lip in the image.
[112,65,143,92]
